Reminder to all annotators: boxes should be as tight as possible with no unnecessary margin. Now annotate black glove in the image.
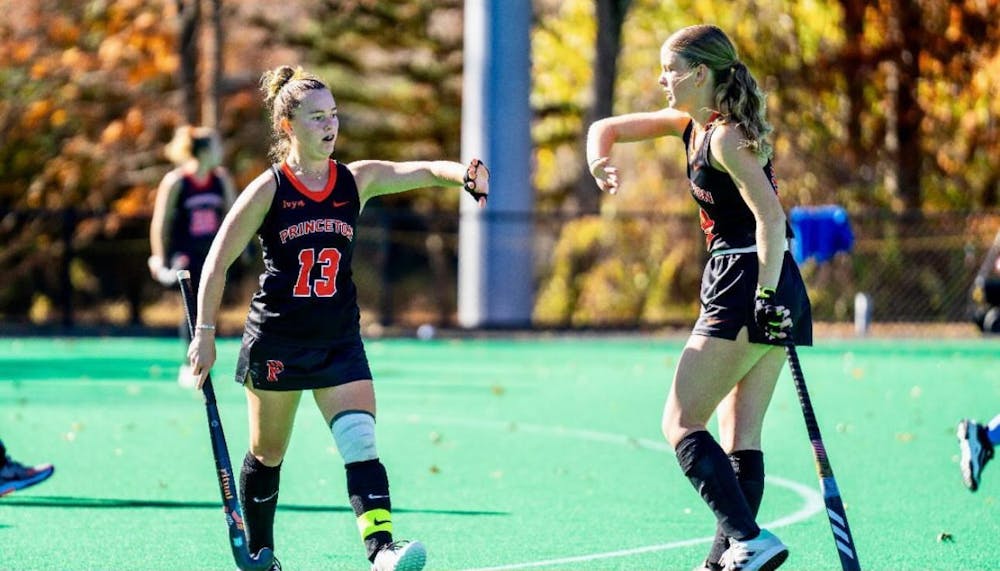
[463,158,489,204]
[754,286,792,342]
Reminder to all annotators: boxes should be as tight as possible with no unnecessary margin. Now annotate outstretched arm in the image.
[585,108,690,194]
[348,159,489,209]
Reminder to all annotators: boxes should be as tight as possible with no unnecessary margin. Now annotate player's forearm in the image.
[755,214,787,289]
[421,161,466,187]
[586,120,616,166]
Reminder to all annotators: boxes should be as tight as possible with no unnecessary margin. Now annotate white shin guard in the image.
[330,410,378,464]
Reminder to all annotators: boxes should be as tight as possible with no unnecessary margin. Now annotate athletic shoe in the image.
[0,456,55,496]
[958,418,994,492]
[235,551,280,571]
[371,540,426,571]
[177,364,197,388]
[719,529,788,571]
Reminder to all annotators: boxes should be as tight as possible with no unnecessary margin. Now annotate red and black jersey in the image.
[168,168,227,259]
[681,120,791,252]
[245,160,361,346]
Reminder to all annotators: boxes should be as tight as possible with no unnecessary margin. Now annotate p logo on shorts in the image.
[265,359,285,382]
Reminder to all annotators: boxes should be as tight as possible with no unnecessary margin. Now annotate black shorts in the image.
[235,332,373,391]
[691,251,813,346]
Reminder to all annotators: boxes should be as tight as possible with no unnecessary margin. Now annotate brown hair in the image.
[259,65,329,163]
[164,125,219,165]
[664,25,773,159]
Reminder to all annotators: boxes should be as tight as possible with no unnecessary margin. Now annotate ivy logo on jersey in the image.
[266,359,285,382]
[282,199,306,210]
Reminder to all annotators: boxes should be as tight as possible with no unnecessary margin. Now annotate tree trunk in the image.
[839,0,866,169]
[895,2,923,215]
[176,0,201,124]
[576,0,631,214]
[201,0,223,130]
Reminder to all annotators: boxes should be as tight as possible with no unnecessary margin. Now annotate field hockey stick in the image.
[785,342,862,571]
[177,270,274,571]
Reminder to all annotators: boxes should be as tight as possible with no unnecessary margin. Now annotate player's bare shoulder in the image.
[229,168,280,218]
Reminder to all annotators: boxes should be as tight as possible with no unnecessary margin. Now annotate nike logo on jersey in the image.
[251,491,278,503]
[333,200,350,207]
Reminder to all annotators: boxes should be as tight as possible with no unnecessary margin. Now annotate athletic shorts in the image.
[691,251,813,346]
[235,332,373,391]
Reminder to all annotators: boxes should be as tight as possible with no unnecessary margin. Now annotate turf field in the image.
[1,335,998,571]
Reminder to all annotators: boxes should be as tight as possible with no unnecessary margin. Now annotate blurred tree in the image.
[175,0,201,123]
[576,0,632,214]
[532,0,1000,324]
[0,0,266,324]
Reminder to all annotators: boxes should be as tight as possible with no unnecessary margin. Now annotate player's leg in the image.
[700,347,786,570]
[314,380,426,571]
[0,438,55,496]
[958,412,998,492]
[663,331,778,559]
[241,386,301,560]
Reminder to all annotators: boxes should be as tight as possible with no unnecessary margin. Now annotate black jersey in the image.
[682,120,790,252]
[245,160,361,346]
[168,169,227,259]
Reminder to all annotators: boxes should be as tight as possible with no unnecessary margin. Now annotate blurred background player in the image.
[0,438,54,496]
[957,414,998,491]
[186,65,489,571]
[148,125,237,387]
[587,24,811,571]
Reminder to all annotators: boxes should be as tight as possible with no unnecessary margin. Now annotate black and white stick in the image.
[177,270,274,571]
[785,343,862,571]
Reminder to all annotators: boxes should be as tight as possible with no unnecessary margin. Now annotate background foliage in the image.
[0,0,998,329]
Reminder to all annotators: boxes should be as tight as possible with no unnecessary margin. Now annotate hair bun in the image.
[261,65,298,103]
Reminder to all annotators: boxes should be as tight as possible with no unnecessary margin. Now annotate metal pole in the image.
[459,0,534,328]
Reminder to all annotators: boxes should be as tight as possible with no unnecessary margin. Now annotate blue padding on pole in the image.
[789,205,854,264]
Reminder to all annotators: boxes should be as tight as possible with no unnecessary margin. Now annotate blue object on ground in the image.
[789,205,854,264]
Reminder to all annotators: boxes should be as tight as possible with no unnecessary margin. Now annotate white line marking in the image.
[392,416,824,571]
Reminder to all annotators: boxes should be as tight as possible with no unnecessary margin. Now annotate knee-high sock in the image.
[705,450,766,567]
[675,431,759,543]
[347,458,393,561]
[239,452,281,555]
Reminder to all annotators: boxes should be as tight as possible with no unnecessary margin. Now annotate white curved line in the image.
[393,415,824,571]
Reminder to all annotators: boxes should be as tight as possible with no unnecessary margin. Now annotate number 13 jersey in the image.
[245,160,361,346]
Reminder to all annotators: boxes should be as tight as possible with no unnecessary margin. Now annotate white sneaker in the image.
[371,540,426,571]
[719,529,788,571]
[177,364,197,388]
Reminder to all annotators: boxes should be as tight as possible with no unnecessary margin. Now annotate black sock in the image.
[239,452,281,555]
[705,450,766,567]
[0,439,7,467]
[346,458,393,561]
[675,431,759,542]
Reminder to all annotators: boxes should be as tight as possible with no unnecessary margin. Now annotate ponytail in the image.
[714,61,772,159]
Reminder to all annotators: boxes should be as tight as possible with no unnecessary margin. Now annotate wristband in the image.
[196,324,216,332]
[588,157,607,170]
[755,286,776,299]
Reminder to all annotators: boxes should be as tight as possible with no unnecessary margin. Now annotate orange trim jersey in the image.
[245,160,361,346]
[681,120,791,252]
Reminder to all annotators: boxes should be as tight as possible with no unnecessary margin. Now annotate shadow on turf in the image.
[1,496,507,517]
